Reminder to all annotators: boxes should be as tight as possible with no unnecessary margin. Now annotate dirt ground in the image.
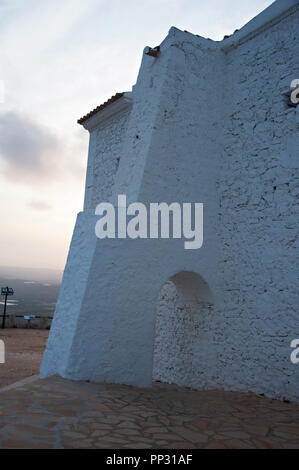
[0,329,49,388]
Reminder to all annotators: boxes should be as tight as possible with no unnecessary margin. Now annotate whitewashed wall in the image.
[217,6,299,400]
[41,1,299,402]
[149,4,299,403]
[92,110,131,206]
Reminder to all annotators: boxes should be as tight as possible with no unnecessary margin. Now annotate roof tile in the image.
[78,92,124,125]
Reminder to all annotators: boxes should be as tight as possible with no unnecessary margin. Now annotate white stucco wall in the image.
[153,278,214,388]
[150,3,299,402]
[83,98,132,210]
[150,4,299,401]
[217,5,299,400]
[41,0,299,402]
[92,109,131,205]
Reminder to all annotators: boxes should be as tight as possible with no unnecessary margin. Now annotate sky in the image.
[0,0,273,271]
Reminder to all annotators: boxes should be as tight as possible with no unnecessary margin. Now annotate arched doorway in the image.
[153,271,213,388]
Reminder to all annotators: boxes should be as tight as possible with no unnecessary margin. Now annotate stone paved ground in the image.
[0,376,299,449]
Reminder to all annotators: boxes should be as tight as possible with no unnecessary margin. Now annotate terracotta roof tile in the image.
[78,92,124,125]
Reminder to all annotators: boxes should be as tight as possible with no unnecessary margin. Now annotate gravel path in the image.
[0,329,48,388]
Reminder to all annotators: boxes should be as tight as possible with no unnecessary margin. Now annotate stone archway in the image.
[153,271,213,388]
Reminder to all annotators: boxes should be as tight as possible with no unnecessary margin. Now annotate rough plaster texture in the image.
[41,0,299,402]
[153,277,214,388]
[90,109,131,208]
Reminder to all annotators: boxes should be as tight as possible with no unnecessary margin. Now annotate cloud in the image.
[27,200,52,211]
[0,111,65,185]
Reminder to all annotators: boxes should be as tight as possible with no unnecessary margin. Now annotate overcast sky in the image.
[0,0,273,271]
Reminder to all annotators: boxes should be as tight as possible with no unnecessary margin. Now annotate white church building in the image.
[41,0,299,403]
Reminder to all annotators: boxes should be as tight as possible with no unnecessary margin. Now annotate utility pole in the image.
[1,286,14,329]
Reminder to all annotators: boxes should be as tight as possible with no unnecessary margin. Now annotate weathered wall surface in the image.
[92,109,131,206]
[41,1,299,402]
[139,30,225,390]
[84,108,131,210]
[40,212,99,378]
[152,6,299,401]
[217,7,299,399]
[153,280,214,389]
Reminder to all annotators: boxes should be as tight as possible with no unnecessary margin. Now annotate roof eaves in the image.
[78,92,125,125]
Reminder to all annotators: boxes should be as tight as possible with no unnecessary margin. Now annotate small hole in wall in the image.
[273,186,277,191]
[136,135,139,139]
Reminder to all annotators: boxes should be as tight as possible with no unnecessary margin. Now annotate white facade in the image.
[41,0,299,402]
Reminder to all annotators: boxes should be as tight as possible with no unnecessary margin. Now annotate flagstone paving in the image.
[0,376,298,449]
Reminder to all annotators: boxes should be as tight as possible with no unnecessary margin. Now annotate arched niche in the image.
[153,270,213,387]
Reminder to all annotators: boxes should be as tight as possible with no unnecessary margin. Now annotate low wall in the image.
[0,315,52,329]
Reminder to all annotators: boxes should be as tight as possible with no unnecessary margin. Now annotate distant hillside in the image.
[0,275,60,318]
